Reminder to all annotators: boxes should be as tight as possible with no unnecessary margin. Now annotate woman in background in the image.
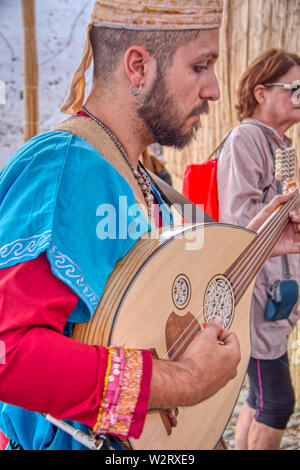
[217,49,300,450]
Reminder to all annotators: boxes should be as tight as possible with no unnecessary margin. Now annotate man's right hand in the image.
[179,318,241,404]
[148,318,241,410]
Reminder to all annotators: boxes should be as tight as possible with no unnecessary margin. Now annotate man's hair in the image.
[90,26,201,82]
[236,48,300,122]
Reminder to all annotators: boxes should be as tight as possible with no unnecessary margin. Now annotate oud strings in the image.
[161,190,299,362]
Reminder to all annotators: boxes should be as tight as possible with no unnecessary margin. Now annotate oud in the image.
[46,147,299,450]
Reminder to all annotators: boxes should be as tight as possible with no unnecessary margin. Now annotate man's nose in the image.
[201,70,220,102]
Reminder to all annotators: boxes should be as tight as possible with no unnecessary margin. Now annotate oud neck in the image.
[224,189,300,304]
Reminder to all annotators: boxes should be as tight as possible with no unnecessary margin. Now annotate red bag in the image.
[182,159,219,222]
[0,430,9,450]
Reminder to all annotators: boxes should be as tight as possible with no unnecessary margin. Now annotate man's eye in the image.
[193,65,208,73]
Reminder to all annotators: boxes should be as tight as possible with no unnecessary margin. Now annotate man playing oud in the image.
[0,0,300,450]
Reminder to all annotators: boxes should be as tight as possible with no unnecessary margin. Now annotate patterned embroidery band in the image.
[61,0,224,114]
[0,231,52,266]
[91,0,224,31]
[93,346,144,437]
[48,244,99,313]
[0,233,99,315]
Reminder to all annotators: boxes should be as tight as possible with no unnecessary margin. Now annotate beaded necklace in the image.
[81,106,154,217]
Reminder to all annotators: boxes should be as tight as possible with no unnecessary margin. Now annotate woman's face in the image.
[262,65,300,130]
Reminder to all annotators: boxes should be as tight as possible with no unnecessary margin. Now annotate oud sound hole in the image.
[172,274,191,310]
[204,276,234,328]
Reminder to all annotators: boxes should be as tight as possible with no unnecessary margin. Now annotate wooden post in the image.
[21,0,38,141]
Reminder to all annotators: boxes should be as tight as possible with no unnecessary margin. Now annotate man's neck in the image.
[84,95,150,168]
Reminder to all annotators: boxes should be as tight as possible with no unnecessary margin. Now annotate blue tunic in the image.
[0,131,172,449]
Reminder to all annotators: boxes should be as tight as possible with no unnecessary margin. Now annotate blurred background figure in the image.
[141,145,172,186]
[217,49,300,450]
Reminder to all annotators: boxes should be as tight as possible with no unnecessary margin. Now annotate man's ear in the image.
[123,45,152,89]
[253,84,267,104]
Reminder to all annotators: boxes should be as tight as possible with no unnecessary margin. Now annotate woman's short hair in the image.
[236,48,300,121]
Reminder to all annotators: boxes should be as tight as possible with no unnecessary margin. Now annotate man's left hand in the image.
[246,193,300,256]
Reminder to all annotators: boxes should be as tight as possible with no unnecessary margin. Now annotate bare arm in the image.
[246,192,300,256]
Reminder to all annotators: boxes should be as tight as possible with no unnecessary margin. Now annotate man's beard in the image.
[137,73,209,149]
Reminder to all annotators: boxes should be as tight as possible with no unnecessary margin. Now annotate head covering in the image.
[61,0,224,114]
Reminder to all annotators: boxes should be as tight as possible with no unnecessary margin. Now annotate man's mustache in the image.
[189,101,209,117]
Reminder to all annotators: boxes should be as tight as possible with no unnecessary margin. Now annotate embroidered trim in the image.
[0,232,99,313]
[0,231,52,266]
[48,244,99,311]
[93,347,144,437]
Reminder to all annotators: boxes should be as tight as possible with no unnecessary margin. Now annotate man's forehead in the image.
[193,50,219,61]
[175,29,220,61]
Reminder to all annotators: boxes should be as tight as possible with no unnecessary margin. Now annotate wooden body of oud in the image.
[73,222,256,450]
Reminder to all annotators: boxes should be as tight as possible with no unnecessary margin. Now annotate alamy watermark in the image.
[95,196,204,251]
[0,80,6,104]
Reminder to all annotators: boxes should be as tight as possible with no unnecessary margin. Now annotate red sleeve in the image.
[0,253,152,437]
[0,253,108,427]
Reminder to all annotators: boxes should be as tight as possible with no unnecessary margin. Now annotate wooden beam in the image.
[21,0,38,141]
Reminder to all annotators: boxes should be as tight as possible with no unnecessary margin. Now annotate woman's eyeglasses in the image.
[264,80,300,105]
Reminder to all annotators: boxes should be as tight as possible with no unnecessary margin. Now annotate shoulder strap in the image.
[207,120,265,162]
[246,122,291,279]
[206,129,233,161]
[54,116,150,219]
